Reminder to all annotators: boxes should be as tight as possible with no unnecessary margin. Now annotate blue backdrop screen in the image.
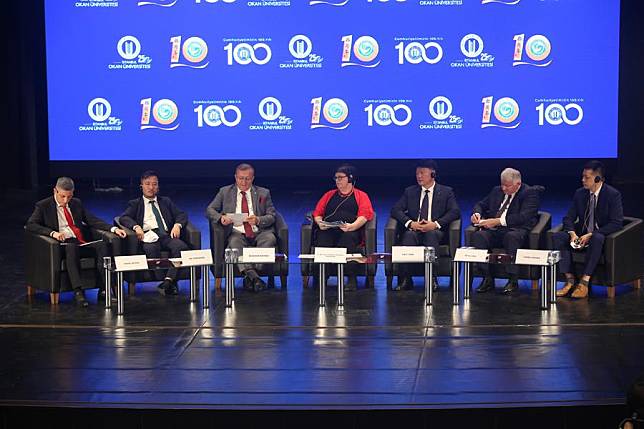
[45,0,620,160]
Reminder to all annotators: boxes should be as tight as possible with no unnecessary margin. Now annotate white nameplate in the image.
[392,246,426,263]
[515,249,550,266]
[242,247,276,263]
[180,249,213,267]
[314,247,347,263]
[114,255,148,272]
[453,248,489,263]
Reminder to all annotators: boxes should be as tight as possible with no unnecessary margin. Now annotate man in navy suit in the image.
[390,160,461,290]
[553,161,623,299]
[470,168,540,294]
[119,171,190,296]
[26,177,127,307]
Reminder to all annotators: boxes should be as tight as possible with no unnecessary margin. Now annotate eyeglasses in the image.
[333,175,347,181]
[236,176,253,182]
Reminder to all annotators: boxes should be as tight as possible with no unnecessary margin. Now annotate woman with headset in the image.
[312,164,374,290]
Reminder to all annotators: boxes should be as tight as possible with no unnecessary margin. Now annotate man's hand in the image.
[220,215,233,226]
[471,213,481,225]
[52,231,65,241]
[247,215,259,226]
[133,226,144,241]
[568,232,579,243]
[477,218,501,229]
[170,224,181,239]
[114,228,127,238]
[578,233,592,247]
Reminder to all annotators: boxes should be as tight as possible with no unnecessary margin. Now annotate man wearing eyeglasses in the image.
[206,163,277,292]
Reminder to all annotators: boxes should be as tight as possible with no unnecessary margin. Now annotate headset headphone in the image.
[430,170,436,179]
[594,175,602,183]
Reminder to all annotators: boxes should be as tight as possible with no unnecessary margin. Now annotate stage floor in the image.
[1,182,643,414]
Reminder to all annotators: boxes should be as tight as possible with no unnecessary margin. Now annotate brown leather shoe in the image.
[571,283,589,299]
[556,281,576,297]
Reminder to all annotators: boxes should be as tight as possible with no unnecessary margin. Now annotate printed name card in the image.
[515,249,550,266]
[114,255,148,271]
[391,246,426,263]
[453,248,489,263]
[181,249,213,267]
[314,247,347,263]
[241,247,276,263]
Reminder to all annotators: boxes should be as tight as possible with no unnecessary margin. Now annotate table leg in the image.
[337,263,344,308]
[318,263,326,307]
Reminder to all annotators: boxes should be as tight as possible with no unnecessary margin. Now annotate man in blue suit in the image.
[470,168,540,294]
[119,171,190,296]
[553,161,624,299]
[390,160,461,290]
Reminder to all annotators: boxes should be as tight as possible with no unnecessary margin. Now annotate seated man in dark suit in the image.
[206,163,277,292]
[119,170,190,296]
[470,168,540,294]
[552,161,624,299]
[26,177,127,307]
[390,160,461,290]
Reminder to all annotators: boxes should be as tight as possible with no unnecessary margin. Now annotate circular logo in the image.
[182,37,208,63]
[152,99,179,125]
[525,35,551,62]
[323,98,349,124]
[404,42,425,64]
[493,97,520,124]
[233,43,254,65]
[258,97,282,121]
[87,98,111,122]
[373,104,394,126]
[353,36,379,62]
[289,35,313,59]
[117,36,141,60]
[460,34,484,58]
[545,104,564,125]
[429,96,453,121]
[202,105,242,127]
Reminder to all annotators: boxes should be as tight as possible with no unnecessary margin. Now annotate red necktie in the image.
[62,206,86,244]
[240,191,255,239]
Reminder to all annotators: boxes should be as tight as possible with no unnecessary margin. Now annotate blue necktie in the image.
[150,200,167,235]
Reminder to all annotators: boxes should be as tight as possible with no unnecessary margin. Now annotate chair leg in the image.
[280,275,288,289]
[50,292,59,305]
[267,276,275,289]
[607,286,616,299]
[633,278,641,289]
[386,276,393,289]
[215,277,222,290]
[532,280,539,290]
[128,282,136,295]
[26,286,34,296]
[365,275,375,289]
[302,275,309,288]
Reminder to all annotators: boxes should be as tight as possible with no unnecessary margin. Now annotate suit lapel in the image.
[47,197,60,231]
[431,185,440,216]
[251,186,260,216]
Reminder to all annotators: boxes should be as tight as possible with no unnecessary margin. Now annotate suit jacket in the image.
[206,184,276,232]
[119,196,188,232]
[26,196,112,238]
[391,183,461,229]
[472,183,540,231]
[563,183,623,236]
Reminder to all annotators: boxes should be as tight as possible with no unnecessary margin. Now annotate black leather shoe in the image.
[97,289,117,304]
[252,277,267,292]
[167,281,179,296]
[157,279,173,296]
[345,276,357,291]
[476,277,495,293]
[74,290,89,307]
[502,279,519,294]
[394,276,414,291]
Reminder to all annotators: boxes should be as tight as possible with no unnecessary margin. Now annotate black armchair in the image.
[114,216,201,294]
[24,228,122,304]
[546,216,642,298]
[208,211,288,289]
[464,211,552,287]
[384,217,461,289]
[300,212,377,288]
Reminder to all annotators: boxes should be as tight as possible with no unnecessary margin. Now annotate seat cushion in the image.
[60,257,96,272]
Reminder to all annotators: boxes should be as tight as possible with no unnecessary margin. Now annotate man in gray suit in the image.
[206,163,277,291]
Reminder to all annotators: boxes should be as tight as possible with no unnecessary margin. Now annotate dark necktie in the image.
[240,191,255,239]
[419,189,430,221]
[495,194,512,218]
[587,193,596,233]
[62,206,86,244]
[149,200,167,235]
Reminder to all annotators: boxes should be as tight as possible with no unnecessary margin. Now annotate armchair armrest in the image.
[92,228,123,257]
[113,216,139,256]
[24,229,61,292]
[384,217,398,253]
[274,212,289,255]
[183,221,201,250]
[300,212,313,254]
[364,213,377,254]
[604,217,643,282]
[529,211,551,249]
[448,218,462,256]
[546,223,564,250]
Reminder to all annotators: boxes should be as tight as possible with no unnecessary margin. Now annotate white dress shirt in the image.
[142,196,168,232]
[233,188,259,235]
[55,202,77,239]
[498,192,516,227]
